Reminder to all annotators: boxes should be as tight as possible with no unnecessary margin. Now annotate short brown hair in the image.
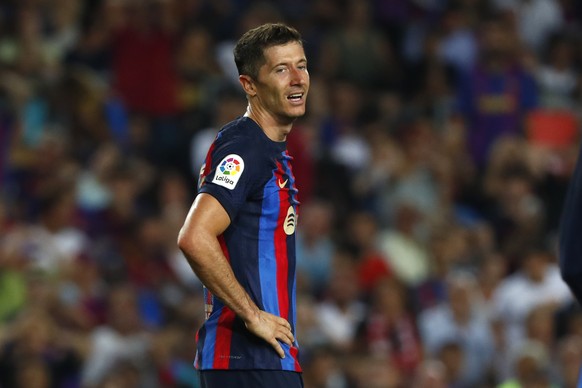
[234,23,303,80]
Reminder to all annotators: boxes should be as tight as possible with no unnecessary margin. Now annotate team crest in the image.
[212,154,245,190]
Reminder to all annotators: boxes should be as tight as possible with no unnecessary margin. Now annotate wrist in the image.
[241,304,261,326]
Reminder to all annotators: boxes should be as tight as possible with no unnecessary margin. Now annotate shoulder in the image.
[213,117,267,158]
[204,117,276,190]
[493,274,525,299]
[214,117,254,147]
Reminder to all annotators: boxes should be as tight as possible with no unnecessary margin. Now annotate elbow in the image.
[176,226,189,252]
[177,225,208,267]
[177,226,197,256]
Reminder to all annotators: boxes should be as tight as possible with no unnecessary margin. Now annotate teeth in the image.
[288,94,302,99]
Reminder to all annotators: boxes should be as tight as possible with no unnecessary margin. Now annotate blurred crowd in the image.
[1,0,582,387]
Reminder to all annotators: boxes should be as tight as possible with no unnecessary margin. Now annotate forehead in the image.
[262,42,306,65]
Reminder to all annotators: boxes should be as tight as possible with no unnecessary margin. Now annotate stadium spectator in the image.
[418,272,495,386]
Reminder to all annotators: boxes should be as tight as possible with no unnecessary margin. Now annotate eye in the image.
[275,67,287,73]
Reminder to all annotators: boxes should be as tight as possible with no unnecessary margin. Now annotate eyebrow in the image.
[272,58,308,69]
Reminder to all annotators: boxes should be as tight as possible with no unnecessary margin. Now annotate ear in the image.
[239,75,257,97]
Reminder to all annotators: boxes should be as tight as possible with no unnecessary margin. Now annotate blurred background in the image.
[1,0,582,387]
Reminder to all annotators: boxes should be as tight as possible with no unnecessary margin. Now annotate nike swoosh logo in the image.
[278,179,288,189]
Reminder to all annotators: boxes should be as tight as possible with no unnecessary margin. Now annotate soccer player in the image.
[177,23,309,388]
[559,141,582,387]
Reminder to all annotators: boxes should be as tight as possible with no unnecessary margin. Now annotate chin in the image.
[287,107,306,119]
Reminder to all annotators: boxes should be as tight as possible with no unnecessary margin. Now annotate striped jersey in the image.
[195,116,301,371]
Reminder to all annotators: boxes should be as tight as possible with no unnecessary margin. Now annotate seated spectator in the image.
[295,295,327,351]
[355,278,422,382]
[535,33,578,109]
[492,248,572,352]
[456,13,538,168]
[475,252,508,321]
[315,258,366,351]
[81,284,153,387]
[317,0,396,90]
[301,345,348,388]
[493,0,563,54]
[56,255,107,331]
[14,185,89,275]
[377,203,430,287]
[344,211,393,296]
[418,271,494,386]
[498,340,557,388]
[296,200,336,296]
[345,353,402,388]
[483,138,546,262]
[0,308,83,388]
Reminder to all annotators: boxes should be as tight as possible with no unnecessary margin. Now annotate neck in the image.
[244,105,293,142]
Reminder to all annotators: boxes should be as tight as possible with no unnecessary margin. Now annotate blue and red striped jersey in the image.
[194,116,301,371]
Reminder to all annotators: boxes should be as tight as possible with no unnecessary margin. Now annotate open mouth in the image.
[287,93,304,102]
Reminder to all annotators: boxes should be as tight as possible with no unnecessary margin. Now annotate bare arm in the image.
[177,193,293,358]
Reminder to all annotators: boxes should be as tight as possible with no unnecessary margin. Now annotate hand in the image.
[244,310,294,358]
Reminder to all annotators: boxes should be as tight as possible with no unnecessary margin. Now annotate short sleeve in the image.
[198,134,258,221]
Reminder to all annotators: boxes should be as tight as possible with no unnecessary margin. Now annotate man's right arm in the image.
[559,147,582,303]
[177,193,294,358]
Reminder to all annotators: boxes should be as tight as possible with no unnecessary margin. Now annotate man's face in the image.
[523,254,547,282]
[252,42,309,124]
[481,21,513,59]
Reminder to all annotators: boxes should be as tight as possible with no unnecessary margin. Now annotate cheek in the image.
[270,86,286,103]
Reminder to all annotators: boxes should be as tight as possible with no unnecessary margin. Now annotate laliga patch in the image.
[212,154,245,190]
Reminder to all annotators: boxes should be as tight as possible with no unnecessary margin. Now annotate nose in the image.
[290,66,307,86]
